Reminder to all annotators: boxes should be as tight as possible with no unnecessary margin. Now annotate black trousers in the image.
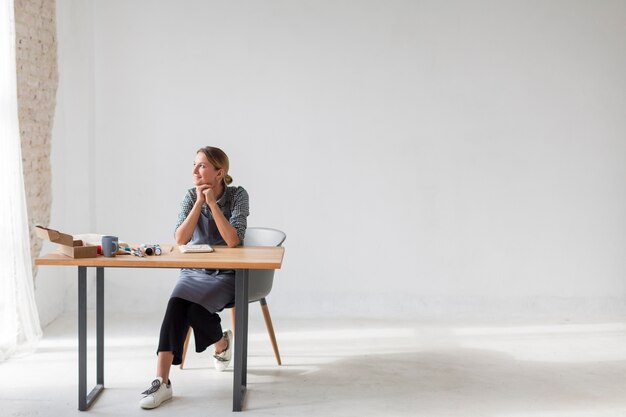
[157,297,224,365]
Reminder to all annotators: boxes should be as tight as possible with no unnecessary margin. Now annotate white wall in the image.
[50,0,626,321]
[36,0,96,326]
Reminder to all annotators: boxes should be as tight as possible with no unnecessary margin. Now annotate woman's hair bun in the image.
[224,174,233,185]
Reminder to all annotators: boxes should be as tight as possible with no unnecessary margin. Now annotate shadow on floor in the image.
[245,347,626,416]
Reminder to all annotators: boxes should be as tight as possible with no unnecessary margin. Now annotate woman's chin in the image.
[194,180,212,187]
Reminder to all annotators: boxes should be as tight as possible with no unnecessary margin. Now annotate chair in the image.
[179,227,286,368]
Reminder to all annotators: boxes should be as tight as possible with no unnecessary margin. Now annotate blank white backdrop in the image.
[39,0,626,324]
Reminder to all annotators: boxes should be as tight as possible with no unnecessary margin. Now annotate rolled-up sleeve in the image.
[229,187,249,243]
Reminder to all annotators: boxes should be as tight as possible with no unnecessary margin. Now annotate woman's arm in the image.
[201,186,243,248]
[174,186,208,245]
[208,200,240,247]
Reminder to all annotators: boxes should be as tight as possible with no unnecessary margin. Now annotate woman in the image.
[139,146,249,409]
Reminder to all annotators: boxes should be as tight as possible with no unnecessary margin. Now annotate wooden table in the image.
[35,246,285,412]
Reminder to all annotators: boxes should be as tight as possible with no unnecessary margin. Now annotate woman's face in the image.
[193,152,223,187]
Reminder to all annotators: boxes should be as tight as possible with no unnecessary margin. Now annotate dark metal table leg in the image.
[77,267,105,411]
[96,267,104,386]
[78,267,87,411]
[233,269,249,412]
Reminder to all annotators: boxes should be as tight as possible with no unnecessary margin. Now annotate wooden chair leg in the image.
[260,298,282,365]
[179,326,192,369]
[230,307,236,332]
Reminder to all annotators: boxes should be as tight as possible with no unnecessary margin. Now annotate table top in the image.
[35,246,285,269]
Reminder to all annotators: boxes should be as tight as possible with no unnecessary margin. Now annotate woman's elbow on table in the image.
[226,237,240,248]
[174,231,190,246]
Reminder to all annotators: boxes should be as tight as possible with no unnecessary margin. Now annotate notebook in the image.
[178,244,214,253]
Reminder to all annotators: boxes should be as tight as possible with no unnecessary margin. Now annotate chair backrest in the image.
[244,227,286,302]
[244,227,286,247]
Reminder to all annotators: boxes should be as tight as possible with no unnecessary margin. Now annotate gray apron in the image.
[170,207,235,313]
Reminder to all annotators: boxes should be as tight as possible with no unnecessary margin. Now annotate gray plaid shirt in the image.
[175,186,249,243]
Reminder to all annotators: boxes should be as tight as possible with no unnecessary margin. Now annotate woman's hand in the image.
[195,185,210,205]
[202,186,217,206]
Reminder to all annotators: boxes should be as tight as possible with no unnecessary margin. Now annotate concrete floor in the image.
[2,313,626,417]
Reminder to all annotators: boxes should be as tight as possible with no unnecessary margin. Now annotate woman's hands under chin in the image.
[202,186,217,206]
[195,184,210,205]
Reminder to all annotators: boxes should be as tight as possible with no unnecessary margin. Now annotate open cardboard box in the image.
[35,226,98,258]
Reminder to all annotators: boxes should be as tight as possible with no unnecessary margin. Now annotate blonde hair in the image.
[197,146,233,185]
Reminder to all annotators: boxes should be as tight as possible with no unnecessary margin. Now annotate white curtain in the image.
[0,0,42,361]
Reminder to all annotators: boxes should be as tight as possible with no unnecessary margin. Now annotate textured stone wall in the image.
[14,0,58,275]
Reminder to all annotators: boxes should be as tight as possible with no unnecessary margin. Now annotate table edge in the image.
[35,247,285,269]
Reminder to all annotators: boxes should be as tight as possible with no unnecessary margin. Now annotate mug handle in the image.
[112,241,119,254]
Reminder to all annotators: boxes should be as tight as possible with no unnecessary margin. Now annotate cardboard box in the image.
[35,226,98,258]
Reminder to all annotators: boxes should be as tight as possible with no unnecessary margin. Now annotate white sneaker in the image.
[213,330,233,371]
[139,377,172,409]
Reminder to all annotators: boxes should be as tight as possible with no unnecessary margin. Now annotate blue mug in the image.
[102,236,119,257]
